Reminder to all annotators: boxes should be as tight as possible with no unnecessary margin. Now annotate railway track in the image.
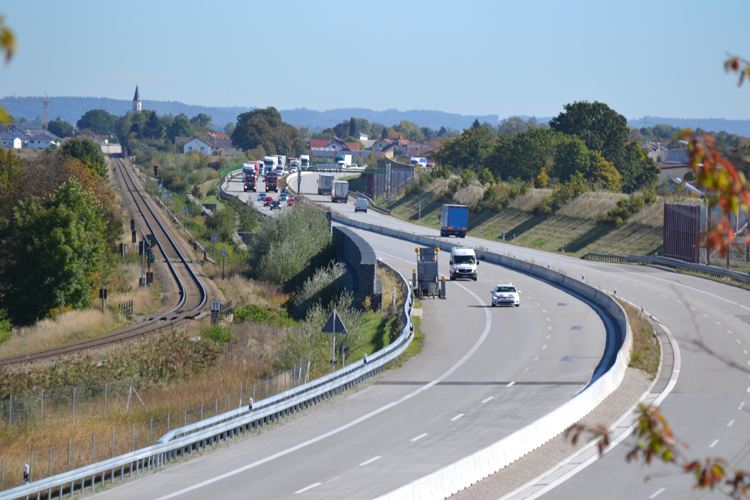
[0,156,208,367]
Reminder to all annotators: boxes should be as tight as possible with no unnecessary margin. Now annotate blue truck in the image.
[440,204,469,238]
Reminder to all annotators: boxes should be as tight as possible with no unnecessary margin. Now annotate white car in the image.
[491,284,520,307]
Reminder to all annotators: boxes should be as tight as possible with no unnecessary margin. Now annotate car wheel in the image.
[473,277,477,281]
[491,303,496,307]
[515,303,520,307]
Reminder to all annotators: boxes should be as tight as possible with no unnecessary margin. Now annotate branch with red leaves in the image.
[683,131,750,254]
[725,55,750,87]
[567,404,750,498]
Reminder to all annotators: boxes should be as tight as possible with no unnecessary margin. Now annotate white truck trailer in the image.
[335,154,352,169]
[332,180,349,203]
[318,174,335,195]
[263,156,278,176]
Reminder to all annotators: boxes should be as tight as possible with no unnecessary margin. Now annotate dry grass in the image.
[213,274,290,309]
[0,259,159,358]
[453,183,485,207]
[620,300,661,378]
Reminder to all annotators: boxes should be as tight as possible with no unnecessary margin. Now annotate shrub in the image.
[596,194,647,226]
[233,304,274,323]
[534,174,587,215]
[0,319,11,345]
[478,181,528,212]
[460,169,475,187]
[201,325,234,344]
[293,261,346,317]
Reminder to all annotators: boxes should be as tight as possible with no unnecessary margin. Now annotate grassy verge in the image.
[619,300,661,378]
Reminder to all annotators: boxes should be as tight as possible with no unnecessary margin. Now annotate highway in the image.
[293,171,750,500]
[94,173,612,499]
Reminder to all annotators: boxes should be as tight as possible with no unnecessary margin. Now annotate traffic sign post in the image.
[221,248,227,279]
[184,206,188,224]
[211,233,217,256]
[322,310,347,373]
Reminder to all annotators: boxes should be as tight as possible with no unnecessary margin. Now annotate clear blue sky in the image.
[1,0,748,120]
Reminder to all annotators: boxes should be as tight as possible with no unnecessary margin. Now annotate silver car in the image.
[491,284,520,307]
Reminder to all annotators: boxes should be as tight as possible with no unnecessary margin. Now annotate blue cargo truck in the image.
[440,204,469,238]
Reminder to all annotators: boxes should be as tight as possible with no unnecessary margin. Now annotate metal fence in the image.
[0,262,415,500]
[0,354,312,493]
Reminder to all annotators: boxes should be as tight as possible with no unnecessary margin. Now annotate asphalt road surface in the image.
[296,172,750,500]
[96,173,612,499]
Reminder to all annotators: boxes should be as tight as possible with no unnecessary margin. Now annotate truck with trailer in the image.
[263,156,278,175]
[318,174,334,195]
[440,204,469,238]
[335,154,352,169]
[300,155,310,169]
[265,172,279,192]
[332,180,349,203]
[275,155,287,169]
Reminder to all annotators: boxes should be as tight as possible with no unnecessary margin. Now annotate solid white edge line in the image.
[151,270,494,500]
[295,482,321,494]
[498,308,681,500]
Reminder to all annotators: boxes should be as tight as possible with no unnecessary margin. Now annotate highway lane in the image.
[295,171,750,499]
[94,197,610,499]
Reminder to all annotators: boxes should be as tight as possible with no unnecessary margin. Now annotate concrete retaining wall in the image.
[333,226,383,310]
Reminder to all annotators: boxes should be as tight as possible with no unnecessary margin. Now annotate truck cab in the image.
[449,247,478,281]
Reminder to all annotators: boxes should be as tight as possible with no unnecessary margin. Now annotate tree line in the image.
[432,101,661,194]
[0,139,121,325]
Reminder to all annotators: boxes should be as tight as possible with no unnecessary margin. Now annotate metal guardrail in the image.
[1,207,415,500]
[581,252,750,286]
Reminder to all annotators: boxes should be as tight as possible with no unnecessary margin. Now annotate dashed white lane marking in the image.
[546,317,550,322]
[451,414,464,422]
[534,356,539,361]
[360,456,381,466]
[633,284,639,287]
[411,433,428,442]
[536,302,540,306]
[523,368,530,373]
[542,345,547,350]
[716,321,722,326]
[729,330,733,334]
[661,294,667,298]
[649,488,666,498]
[647,289,653,292]
[481,397,494,404]
[747,387,750,393]
[740,402,746,410]
[325,476,343,484]
[710,439,719,448]
[728,420,735,427]
[542,309,547,313]
[703,313,709,317]
[295,483,321,494]
[676,300,682,304]
[690,306,696,310]
[506,381,515,387]
[736,339,741,344]
[547,335,551,339]
[548,326,552,330]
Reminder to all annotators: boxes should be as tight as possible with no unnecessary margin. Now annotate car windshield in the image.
[454,255,476,264]
[494,286,516,293]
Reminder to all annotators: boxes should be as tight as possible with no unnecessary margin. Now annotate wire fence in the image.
[0,354,311,491]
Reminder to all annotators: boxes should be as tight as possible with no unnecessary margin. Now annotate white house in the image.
[26,133,60,149]
[358,132,369,141]
[183,137,213,155]
[0,132,23,149]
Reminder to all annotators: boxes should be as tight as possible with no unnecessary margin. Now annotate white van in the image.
[449,247,478,281]
[355,198,368,213]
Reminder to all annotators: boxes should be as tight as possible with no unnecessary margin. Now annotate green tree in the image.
[0,149,25,225]
[61,137,107,177]
[588,151,622,191]
[1,178,109,324]
[205,207,235,242]
[486,128,562,181]
[549,101,628,166]
[536,167,549,187]
[166,114,195,142]
[231,107,307,157]
[77,109,118,136]
[395,121,425,141]
[432,126,495,172]
[191,113,213,133]
[618,141,660,193]
[143,110,165,140]
[48,118,73,138]
[553,135,590,183]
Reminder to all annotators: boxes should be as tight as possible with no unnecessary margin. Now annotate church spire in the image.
[132,84,142,112]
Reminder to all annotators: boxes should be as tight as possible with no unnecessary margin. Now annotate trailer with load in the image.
[318,174,334,195]
[440,204,469,238]
[412,247,445,299]
[332,180,349,203]
[263,156,278,175]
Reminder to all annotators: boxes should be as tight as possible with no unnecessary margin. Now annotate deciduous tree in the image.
[77,109,118,136]
[48,118,73,138]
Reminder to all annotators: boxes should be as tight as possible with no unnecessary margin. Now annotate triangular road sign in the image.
[322,309,347,334]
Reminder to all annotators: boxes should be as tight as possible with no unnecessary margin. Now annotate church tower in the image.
[132,85,142,112]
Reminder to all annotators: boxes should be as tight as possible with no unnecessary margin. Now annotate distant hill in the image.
[628,116,750,137]
[0,96,498,132]
[4,96,748,137]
